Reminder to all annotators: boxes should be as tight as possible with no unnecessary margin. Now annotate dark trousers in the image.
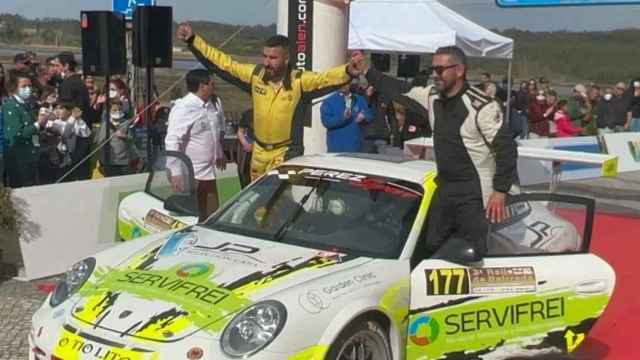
[196,179,219,222]
[237,147,252,189]
[6,161,37,188]
[425,189,488,257]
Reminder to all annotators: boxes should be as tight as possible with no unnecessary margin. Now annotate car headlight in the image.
[220,300,287,357]
[50,257,96,307]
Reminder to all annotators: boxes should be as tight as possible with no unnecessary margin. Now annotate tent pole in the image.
[506,60,513,127]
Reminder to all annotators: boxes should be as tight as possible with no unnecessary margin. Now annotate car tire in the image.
[327,318,392,360]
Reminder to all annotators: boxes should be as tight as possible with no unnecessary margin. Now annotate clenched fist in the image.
[177,22,193,42]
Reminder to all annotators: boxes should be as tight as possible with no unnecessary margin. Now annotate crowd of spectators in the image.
[0,51,163,188]
[479,73,640,139]
[3,49,640,190]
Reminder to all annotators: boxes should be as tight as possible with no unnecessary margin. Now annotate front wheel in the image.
[327,319,392,360]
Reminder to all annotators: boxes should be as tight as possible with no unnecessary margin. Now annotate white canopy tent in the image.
[347,0,515,120]
[348,0,513,59]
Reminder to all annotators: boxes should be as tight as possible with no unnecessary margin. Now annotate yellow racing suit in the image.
[187,35,352,180]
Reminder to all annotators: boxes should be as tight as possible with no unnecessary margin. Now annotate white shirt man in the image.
[166,93,225,179]
[165,69,226,220]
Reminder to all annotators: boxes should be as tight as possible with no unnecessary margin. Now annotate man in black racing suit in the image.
[350,47,518,256]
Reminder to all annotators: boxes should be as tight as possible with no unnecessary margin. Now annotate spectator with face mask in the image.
[108,79,132,118]
[596,87,626,134]
[96,100,139,177]
[528,90,549,138]
[3,71,47,187]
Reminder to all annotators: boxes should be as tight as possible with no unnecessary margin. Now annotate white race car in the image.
[30,153,615,360]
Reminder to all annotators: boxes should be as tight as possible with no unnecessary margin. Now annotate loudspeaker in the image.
[133,6,173,68]
[80,11,126,76]
[397,54,421,78]
[371,53,390,73]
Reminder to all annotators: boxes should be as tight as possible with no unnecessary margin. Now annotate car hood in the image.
[70,226,370,343]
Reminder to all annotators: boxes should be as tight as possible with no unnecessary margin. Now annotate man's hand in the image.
[486,191,508,223]
[36,113,48,128]
[216,157,227,171]
[171,175,184,193]
[344,108,352,120]
[355,111,366,123]
[177,22,193,42]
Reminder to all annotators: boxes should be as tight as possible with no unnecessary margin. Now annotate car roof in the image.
[283,153,437,185]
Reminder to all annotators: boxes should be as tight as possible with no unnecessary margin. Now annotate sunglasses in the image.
[429,64,458,75]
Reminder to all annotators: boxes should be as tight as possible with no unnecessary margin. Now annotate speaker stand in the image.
[145,64,154,164]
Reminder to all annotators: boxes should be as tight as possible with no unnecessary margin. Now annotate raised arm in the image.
[179,23,256,94]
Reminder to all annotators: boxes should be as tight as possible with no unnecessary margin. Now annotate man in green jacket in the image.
[3,71,45,188]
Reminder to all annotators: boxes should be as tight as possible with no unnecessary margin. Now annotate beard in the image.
[433,78,446,93]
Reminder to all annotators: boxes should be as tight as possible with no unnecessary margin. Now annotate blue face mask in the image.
[17,86,32,100]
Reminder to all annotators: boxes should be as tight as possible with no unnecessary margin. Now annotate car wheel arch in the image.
[317,302,403,360]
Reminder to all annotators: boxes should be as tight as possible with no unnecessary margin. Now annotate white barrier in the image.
[1,165,239,281]
[602,132,640,173]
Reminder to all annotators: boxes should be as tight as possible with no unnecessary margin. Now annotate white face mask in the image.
[110,111,124,120]
[109,89,118,99]
[604,93,613,101]
[17,86,32,100]
[536,95,545,101]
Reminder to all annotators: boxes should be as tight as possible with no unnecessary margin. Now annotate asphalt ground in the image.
[0,172,638,360]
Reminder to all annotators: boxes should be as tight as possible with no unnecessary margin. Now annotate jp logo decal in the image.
[176,263,210,278]
[409,315,440,346]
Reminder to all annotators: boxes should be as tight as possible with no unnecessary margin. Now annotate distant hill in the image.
[0,14,277,55]
[1,13,639,83]
[469,29,640,85]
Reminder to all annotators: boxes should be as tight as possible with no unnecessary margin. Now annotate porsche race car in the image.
[30,152,615,360]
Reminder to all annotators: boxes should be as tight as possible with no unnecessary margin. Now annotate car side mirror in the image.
[164,193,199,217]
[432,236,483,265]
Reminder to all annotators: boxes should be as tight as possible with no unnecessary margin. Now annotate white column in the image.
[278,0,350,155]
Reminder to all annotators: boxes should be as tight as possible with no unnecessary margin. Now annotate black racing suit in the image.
[365,68,518,255]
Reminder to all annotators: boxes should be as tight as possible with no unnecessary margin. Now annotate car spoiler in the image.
[403,137,618,192]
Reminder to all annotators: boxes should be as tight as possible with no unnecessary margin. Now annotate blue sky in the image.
[1,0,640,31]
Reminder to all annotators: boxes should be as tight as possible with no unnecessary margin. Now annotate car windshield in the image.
[205,166,423,259]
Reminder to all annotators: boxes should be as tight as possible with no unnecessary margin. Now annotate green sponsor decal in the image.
[407,290,609,358]
[78,263,252,334]
[118,217,150,241]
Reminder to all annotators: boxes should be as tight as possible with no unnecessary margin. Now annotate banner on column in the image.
[289,0,314,126]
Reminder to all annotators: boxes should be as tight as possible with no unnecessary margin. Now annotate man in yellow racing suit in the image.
[177,23,355,180]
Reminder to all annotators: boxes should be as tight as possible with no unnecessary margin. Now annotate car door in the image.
[118,151,199,240]
[406,193,615,359]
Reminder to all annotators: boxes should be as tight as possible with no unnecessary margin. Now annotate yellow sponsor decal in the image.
[602,156,618,177]
[54,327,159,360]
[565,329,585,352]
[288,344,329,360]
[380,278,410,327]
